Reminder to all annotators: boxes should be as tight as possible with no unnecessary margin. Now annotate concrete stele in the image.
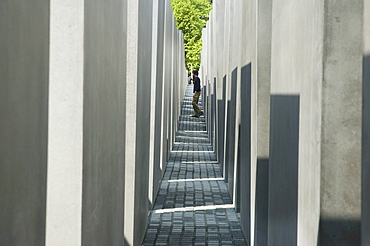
[0,1,49,245]
[320,1,362,244]
[124,0,139,245]
[46,1,84,245]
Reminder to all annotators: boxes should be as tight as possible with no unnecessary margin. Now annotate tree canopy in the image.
[170,0,212,73]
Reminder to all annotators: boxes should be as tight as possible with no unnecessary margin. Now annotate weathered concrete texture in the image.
[268,95,300,246]
[256,0,272,161]
[227,68,238,197]
[82,1,126,245]
[0,2,49,245]
[320,1,363,245]
[254,3,272,242]
[363,0,370,244]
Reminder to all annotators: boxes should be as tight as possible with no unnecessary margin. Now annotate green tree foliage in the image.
[170,0,212,73]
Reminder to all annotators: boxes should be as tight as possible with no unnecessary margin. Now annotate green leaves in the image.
[170,0,212,72]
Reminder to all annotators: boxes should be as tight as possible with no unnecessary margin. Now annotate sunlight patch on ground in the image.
[167,177,224,182]
[153,204,234,214]
[171,150,214,153]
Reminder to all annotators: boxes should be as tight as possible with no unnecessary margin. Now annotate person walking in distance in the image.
[191,70,203,118]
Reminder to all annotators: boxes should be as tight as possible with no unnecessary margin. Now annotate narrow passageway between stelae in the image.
[143,85,247,245]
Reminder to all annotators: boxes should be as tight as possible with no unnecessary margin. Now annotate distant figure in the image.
[188,76,193,84]
[191,70,203,118]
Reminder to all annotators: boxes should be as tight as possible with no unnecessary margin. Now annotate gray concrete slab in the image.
[227,68,238,198]
[153,0,166,205]
[0,2,49,245]
[239,64,252,244]
[319,1,362,245]
[161,0,173,168]
[254,2,272,243]
[82,1,126,245]
[124,0,154,245]
[268,95,300,246]
[218,76,227,177]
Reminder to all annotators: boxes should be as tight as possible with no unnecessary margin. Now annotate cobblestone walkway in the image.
[143,85,247,245]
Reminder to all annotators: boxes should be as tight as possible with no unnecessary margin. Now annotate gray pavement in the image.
[142,85,247,245]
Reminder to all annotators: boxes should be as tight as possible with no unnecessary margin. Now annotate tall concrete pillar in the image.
[236,1,272,245]
[81,0,127,245]
[124,0,153,245]
[319,1,363,244]
[208,1,224,167]
[153,0,166,188]
[220,0,231,178]
[1,1,128,245]
[161,0,173,166]
[268,0,363,245]
[254,0,272,244]
[149,0,160,208]
[46,1,84,245]
[0,2,49,245]
[169,23,176,149]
